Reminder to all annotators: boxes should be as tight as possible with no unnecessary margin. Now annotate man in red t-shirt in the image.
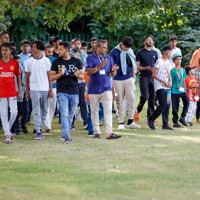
[0,42,21,144]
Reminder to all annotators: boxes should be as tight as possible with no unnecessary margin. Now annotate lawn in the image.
[0,83,200,200]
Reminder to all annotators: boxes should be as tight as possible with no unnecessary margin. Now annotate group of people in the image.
[0,31,200,144]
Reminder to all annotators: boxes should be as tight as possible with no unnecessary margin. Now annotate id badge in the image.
[179,87,184,92]
[99,69,106,75]
[194,96,199,101]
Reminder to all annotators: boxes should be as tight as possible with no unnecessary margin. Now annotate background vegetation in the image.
[0,0,200,64]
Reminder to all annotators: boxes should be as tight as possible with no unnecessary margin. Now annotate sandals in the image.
[106,133,121,139]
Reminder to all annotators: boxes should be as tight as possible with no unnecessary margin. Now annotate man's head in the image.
[0,32,10,44]
[53,36,62,49]
[31,40,45,55]
[58,41,70,58]
[45,44,54,58]
[90,37,98,51]
[71,38,81,52]
[185,65,196,76]
[172,53,182,66]
[0,42,13,58]
[169,36,178,49]
[143,35,154,48]
[121,36,133,51]
[96,39,107,56]
[21,40,31,54]
[81,41,88,52]
[162,45,172,59]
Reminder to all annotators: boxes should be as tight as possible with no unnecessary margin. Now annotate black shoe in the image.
[22,126,28,134]
[179,118,188,126]
[187,122,193,126]
[162,125,173,130]
[173,122,181,128]
[148,120,155,130]
[94,133,101,138]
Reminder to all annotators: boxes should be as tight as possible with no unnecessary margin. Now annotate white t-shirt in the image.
[25,56,51,91]
[170,47,182,68]
[154,58,172,92]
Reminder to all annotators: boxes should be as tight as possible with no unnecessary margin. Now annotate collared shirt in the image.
[86,53,114,94]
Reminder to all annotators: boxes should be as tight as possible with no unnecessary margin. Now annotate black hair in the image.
[13,55,20,60]
[10,41,16,47]
[162,45,172,52]
[0,31,9,38]
[81,41,87,47]
[53,36,61,43]
[143,34,155,42]
[45,44,54,49]
[71,38,80,44]
[21,39,31,46]
[122,36,134,48]
[169,36,178,41]
[0,42,13,51]
[59,41,71,51]
[96,39,107,47]
[32,40,45,51]
[49,37,55,45]
[90,37,98,42]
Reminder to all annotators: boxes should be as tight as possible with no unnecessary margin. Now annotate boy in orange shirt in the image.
[184,66,199,126]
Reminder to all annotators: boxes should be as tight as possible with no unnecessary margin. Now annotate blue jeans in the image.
[57,93,79,141]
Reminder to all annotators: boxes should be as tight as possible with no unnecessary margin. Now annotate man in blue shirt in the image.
[111,36,141,130]
[86,39,121,139]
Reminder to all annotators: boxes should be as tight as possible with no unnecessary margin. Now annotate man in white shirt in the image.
[25,40,53,140]
[169,36,182,68]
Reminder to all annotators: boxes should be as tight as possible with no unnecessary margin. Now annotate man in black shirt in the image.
[50,42,84,144]
[135,35,158,120]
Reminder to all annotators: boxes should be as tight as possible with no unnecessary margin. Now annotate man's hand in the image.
[111,64,119,72]
[48,90,54,98]
[98,59,108,70]
[61,65,65,75]
[17,90,21,98]
[147,66,153,71]
[25,92,30,99]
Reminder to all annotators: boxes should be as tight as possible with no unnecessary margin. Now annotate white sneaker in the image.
[127,122,141,129]
[118,124,125,130]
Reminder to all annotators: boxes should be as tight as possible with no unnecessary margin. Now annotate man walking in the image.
[86,39,121,139]
[25,40,53,140]
[110,36,141,130]
[134,35,158,120]
[50,42,84,144]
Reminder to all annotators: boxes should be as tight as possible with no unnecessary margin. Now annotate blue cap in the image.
[172,53,181,61]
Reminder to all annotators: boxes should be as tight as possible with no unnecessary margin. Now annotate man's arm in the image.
[86,59,108,75]
[49,65,65,81]
[25,72,31,99]
[16,75,21,97]
[137,61,152,71]
[47,71,53,98]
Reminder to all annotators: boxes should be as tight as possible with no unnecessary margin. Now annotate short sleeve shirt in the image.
[154,58,172,91]
[136,48,158,77]
[51,57,82,94]
[86,53,113,94]
[0,59,21,98]
[25,56,51,91]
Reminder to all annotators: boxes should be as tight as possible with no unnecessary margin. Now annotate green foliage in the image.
[179,28,200,65]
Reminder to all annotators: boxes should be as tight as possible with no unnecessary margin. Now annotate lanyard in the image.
[176,68,183,86]
[98,55,105,64]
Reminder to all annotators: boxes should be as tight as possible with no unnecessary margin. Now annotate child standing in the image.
[184,66,199,126]
[0,43,21,143]
[170,53,189,127]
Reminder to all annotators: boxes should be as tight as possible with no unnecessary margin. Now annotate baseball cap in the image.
[185,65,196,75]
[172,53,181,61]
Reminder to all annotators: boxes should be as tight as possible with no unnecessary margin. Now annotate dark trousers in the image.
[171,93,189,123]
[12,97,29,131]
[149,89,170,126]
[72,82,88,126]
[196,102,200,119]
[137,76,155,118]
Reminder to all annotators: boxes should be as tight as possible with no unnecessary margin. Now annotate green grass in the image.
[0,83,200,200]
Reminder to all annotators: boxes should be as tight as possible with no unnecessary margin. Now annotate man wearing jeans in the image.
[50,42,84,144]
[86,39,121,139]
